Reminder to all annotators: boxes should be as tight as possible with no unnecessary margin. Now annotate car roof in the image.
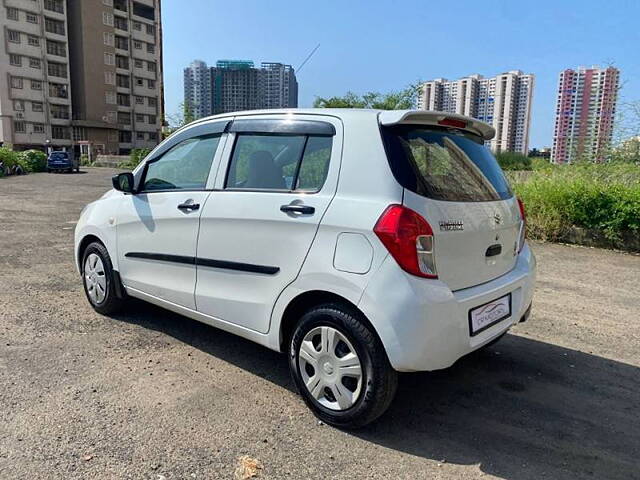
[181,109,495,141]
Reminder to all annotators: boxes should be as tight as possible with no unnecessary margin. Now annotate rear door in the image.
[381,124,521,291]
[194,115,342,333]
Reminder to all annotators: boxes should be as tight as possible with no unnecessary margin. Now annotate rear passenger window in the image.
[225,134,332,192]
[142,135,220,191]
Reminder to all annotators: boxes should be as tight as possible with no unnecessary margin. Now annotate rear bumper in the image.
[48,163,73,170]
[358,243,536,372]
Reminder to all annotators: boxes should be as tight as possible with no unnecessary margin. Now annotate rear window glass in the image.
[50,152,68,159]
[381,125,512,202]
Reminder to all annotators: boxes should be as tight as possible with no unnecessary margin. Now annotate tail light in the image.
[374,205,437,278]
[517,198,526,253]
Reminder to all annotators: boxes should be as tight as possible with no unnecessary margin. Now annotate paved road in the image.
[1,168,638,479]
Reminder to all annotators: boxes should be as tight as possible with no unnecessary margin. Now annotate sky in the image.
[161,0,640,149]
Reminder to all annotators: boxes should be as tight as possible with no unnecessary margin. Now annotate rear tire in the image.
[81,242,126,315]
[288,303,397,429]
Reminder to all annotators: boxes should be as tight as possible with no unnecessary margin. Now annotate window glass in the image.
[225,133,333,192]
[295,136,332,192]
[381,126,512,202]
[142,135,220,191]
[226,135,305,190]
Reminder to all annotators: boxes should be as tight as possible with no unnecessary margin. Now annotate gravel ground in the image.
[1,168,638,480]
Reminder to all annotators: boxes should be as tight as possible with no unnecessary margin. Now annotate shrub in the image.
[118,148,151,169]
[0,147,20,169]
[511,163,640,242]
[495,152,532,171]
[18,150,47,172]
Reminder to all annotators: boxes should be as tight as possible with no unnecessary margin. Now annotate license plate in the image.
[468,293,512,336]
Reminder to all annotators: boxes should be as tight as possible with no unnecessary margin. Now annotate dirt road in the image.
[1,168,638,479]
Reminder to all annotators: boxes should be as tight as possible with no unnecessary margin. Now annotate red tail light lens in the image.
[374,205,438,278]
[517,197,526,253]
[517,197,526,223]
[438,118,467,129]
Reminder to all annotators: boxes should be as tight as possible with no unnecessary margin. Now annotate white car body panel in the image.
[194,115,343,333]
[75,109,537,374]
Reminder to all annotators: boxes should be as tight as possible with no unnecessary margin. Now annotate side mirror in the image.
[112,172,135,193]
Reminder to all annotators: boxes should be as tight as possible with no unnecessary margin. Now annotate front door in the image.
[117,133,223,309]
[195,116,342,333]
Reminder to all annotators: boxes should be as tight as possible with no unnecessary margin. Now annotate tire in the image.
[81,241,126,315]
[288,303,397,429]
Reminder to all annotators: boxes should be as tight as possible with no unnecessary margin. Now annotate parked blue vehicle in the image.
[47,151,79,173]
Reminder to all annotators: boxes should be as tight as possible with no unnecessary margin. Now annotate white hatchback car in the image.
[75,109,536,428]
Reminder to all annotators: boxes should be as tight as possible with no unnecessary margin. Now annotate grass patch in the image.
[509,163,640,243]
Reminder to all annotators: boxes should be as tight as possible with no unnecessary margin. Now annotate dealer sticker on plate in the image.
[468,293,512,336]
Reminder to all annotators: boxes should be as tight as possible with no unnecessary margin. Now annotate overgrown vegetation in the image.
[0,147,47,177]
[496,152,532,171]
[509,162,640,245]
[118,148,151,169]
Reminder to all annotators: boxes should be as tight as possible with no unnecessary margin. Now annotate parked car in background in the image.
[47,151,78,173]
[74,109,536,428]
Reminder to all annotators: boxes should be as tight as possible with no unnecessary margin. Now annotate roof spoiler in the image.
[378,110,495,141]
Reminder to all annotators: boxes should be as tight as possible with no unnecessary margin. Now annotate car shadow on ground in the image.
[114,302,639,480]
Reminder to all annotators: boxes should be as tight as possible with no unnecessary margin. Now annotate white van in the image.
[75,109,536,428]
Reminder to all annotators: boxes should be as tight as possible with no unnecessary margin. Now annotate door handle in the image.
[177,202,200,212]
[280,204,315,215]
[485,244,502,257]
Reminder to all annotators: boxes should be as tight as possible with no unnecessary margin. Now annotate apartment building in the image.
[184,59,298,119]
[211,60,261,114]
[418,71,535,154]
[551,66,619,163]
[67,0,163,156]
[0,0,72,150]
[183,59,211,119]
[259,62,298,110]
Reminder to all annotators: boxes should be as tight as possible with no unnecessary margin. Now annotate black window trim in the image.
[228,118,335,136]
[223,131,331,195]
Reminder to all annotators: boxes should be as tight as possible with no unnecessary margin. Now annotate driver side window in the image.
[142,134,220,191]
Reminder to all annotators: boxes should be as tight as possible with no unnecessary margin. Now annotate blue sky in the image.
[162,0,640,148]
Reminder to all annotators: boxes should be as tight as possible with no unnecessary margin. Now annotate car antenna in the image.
[296,43,320,74]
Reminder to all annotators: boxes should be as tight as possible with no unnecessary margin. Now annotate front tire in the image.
[81,242,125,315]
[288,303,397,429]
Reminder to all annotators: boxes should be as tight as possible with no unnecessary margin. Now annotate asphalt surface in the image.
[1,168,638,479]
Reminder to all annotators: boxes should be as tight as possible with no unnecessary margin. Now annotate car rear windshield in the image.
[50,152,68,159]
[381,125,512,202]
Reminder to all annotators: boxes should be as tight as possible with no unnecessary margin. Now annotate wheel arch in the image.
[77,234,105,272]
[278,290,382,353]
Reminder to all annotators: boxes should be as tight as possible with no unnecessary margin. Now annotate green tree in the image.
[313,83,421,110]
[164,102,196,138]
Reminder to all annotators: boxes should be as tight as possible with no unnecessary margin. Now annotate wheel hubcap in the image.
[298,326,363,411]
[84,253,106,304]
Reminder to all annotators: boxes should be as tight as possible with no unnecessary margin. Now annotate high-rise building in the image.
[259,62,298,110]
[183,59,298,119]
[211,60,261,114]
[183,60,211,119]
[551,66,619,163]
[67,0,163,156]
[0,0,163,156]
[418,71,534,154]
[0,0,73,151]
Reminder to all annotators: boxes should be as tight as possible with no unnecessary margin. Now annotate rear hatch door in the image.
[380,117,521,291]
